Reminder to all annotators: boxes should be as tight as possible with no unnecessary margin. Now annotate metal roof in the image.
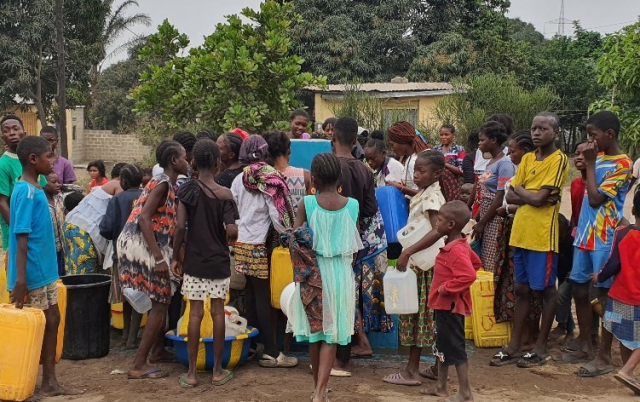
[308,82,453,93]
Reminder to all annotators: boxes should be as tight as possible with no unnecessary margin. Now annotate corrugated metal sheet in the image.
[308,82,453,93]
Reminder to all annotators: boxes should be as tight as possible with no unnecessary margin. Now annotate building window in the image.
[382,108,418,129]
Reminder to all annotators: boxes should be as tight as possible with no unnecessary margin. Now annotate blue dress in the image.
[291,196,362,345]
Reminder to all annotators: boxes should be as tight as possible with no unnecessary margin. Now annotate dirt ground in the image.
[45,336,639,402]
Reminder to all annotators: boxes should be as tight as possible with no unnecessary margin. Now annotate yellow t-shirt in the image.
[509,150,569,253]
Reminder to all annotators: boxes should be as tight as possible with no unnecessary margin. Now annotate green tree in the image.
[591,22,640,158]
[132,1,325,136]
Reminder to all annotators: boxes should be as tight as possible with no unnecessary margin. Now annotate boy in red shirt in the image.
[570,142,587,229]
[425,200,481,401]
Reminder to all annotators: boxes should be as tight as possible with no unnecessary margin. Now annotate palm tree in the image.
[89,0,150,117]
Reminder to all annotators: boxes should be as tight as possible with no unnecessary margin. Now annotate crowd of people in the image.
[2,106,640,401]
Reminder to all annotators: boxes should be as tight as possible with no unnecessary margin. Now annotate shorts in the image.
[181,274,230,301]
[569,248,612,288]
[25,282,58,310]
[434,310,467,366]
[513,247,558,291]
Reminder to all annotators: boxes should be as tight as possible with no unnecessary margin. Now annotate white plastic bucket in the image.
[279,282,296,321]
[123,288,152,314]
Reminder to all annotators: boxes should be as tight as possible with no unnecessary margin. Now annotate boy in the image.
[459,183,474,207]
[570,111,632,376]
[491,112,569,368]
[40,126,76,184]
[8,136,81,397]
[426,200,480,401]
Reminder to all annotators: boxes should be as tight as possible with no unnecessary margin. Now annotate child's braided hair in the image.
[310,153,342,187]
[192,139,220,170]
[155,140,183,168]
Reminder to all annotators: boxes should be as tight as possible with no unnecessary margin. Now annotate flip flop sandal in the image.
[382,372,422,386]
[419,365,438,380]
[516,352,550,368]
[127,368,169,380]
[211,370,233,386]
[614,374,640,396]
[178,374,195,388]
[576,363,613,377]
[490,350,520,366]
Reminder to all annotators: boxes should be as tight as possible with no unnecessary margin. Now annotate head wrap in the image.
[386,121,429,154]
[239,134,269,165]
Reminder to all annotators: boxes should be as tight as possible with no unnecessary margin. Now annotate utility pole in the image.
[55,0,68,158]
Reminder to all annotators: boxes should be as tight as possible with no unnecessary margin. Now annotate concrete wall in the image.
[80,130,151,163]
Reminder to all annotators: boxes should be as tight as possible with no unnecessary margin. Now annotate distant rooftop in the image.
[307,82,455,99]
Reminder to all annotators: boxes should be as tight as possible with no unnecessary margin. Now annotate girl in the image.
[292,153,362,402]
[592,187,640,396]
[87,160,108,189]
[494,132,535,322]
[172,139,239,387]
[117,140,190,380]
[472,121,514,273]
[288,109,311,140]
[385,121,429,198]
[265,130,311,213]
[215,132,244,188]
[44,173,65,276]
[434,124,465,202]
[231,135,297,368]
[383,150,446,386]
[363,131,404,188]
[322,117,337,140]
[99,164,144,349]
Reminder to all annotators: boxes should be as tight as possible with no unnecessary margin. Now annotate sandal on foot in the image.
[178,374,195,388]
[127,368,169,380]
[419,365,438,380]
[259,352,298,368]
[517,352,550,368]
[576,362,613,377]
[382,372,422,386]
[614,374,640,396]
[211,370,233,386]
[490,350,520,366]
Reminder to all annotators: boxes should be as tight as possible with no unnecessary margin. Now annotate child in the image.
[492,112,569,368]
[383,150,446,386]
[363,131,404,188]
[592,188,640,395]
[172,139,239,387]
[288,109,311,139]
[426,200,480,401]
[40,126,76,184]
[117,140,190,379]
[63,191,84,214]
[434,124,466,202]
[459,183,474,207]
[44,173,66,276]
[87,160,108,189]
[102,162,126,196]
[291,153,362,402]
[570,142,587,229]
[386,121,429,198]
[570,111,632,375]
[99,164,144,349]
[553,214,576,344]
[322,117,337,140]
[8,136,81,397]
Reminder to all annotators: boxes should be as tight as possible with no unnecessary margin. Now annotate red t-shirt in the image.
[570,177,586,228]
[428,237,482,316]
[597,226,640,305]
[90,177,109,189]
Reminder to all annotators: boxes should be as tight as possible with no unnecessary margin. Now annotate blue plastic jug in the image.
[375,186,409,243]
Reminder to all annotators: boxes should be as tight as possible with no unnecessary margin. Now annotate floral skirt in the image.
[62,223,99,275]
[399,266,434,348]
[234,242,269,279]
[354,251,394,333]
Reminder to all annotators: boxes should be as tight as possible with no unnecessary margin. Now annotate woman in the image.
[363,131,404,188]
[322,117,337,140]
[494,131,535,322]
[215,132,244,189]
[87,160,108,189]
[287,109,311,139]
[385,121,429,198]
[231,135,298,368]
[433,124,465,201]
[264,130,311,213]
[472,121,515,273]
[117,140,190,379]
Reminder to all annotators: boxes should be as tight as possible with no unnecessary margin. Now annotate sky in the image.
[109,0,640,65]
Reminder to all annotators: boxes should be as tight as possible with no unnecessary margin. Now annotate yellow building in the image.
[309,82,454,131]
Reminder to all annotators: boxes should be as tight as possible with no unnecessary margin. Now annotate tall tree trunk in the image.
[56,0,68,158]
[34,46,47,129]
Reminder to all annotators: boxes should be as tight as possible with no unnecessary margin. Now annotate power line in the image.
[581,20,638,31]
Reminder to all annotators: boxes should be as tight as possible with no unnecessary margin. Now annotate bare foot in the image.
[40,385,84,397]
[148,350,176,363]
[441,392,473,402]
[420,387,448,396]
[351,345,373,357]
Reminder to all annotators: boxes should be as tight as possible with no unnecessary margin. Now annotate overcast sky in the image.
[109,0,640,64]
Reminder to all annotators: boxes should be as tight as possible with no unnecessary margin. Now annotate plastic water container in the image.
[123,288,152,314]
[465,316,474,340]
[289,139,332,170]
[0,304,46,401]
[270,247,293,309]
[280,282,296,321]
[471,270,512,347]
[55,280,66,363]
[383,267,419,314]
[225,307,248,337]
[397,222,445,270]
[110,303,148,329]
[0,268,9,304]
[375,186,409,243]
[176,295,232,337]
